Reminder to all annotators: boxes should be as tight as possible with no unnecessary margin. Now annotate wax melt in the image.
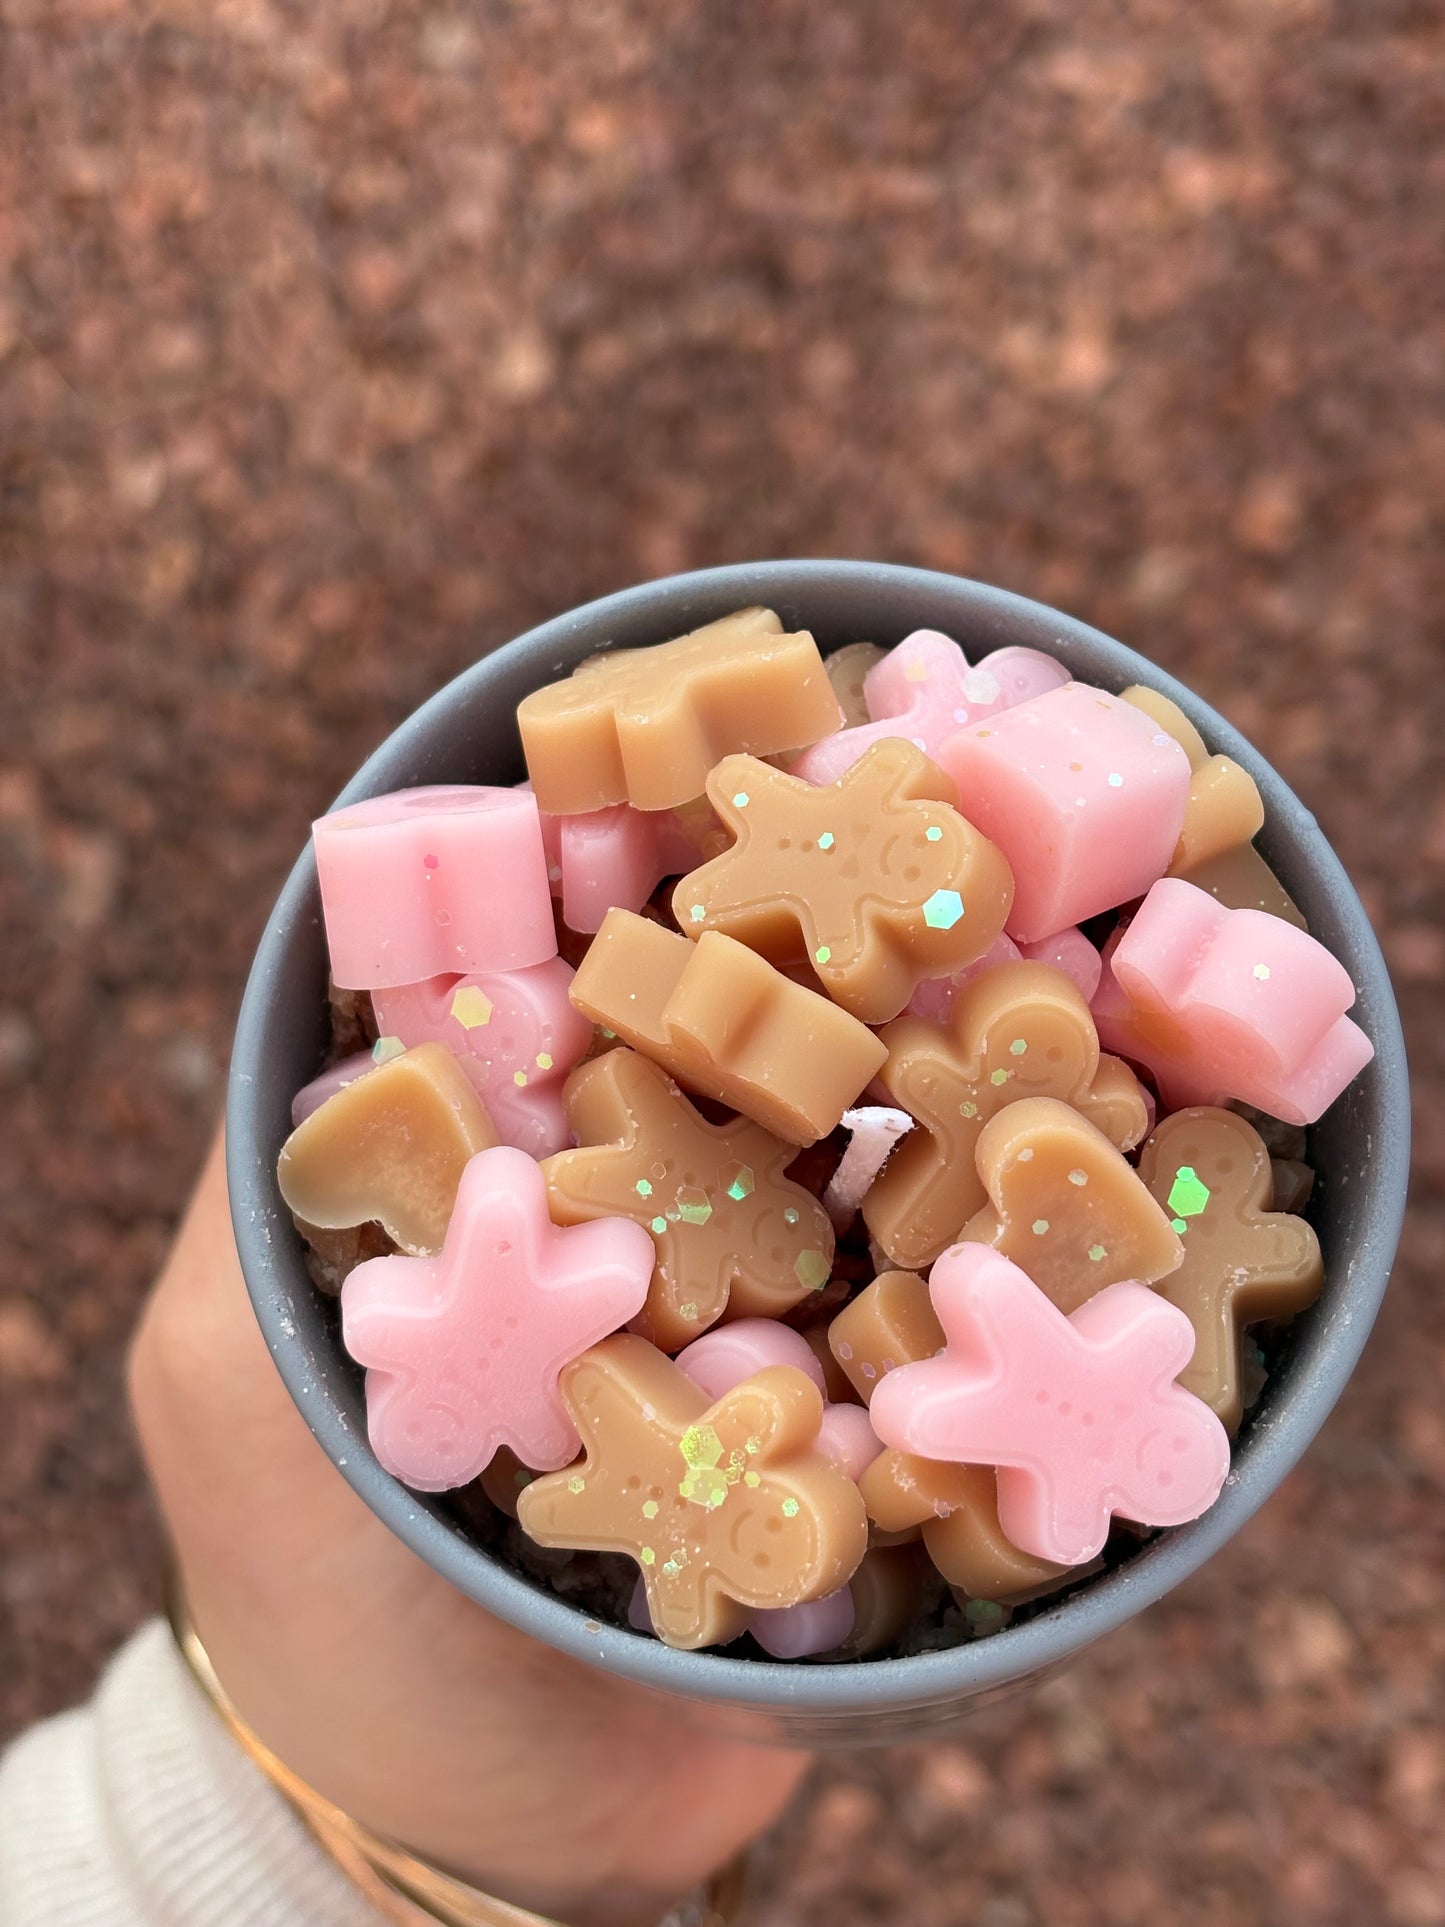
[956,1097,1183,1314]
[517,607,840,814]
[278,1042,497,1257]
[373,958,592,1160]
[542,1049,837,1351]
[568,909,885,1144]
[342,1146,654,1488]
[1137,1107,1322,1432]
[791,627,1069,786]
[869,1245,1231,1566]
[940,681,1192,943]
[314,785,556,988]
[675,739,1014,1025]
[863,963,1150,1271]
[516,1335,869,1650]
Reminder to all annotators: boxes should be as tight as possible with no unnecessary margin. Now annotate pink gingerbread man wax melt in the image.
[341,1145,654,1489]
[314,785,557,989]
[791,629,1070,786]
[1092,876,1374,1125]
[869,1244,1230,1566]
[938,682,1192,944]
[373,958,593,1159]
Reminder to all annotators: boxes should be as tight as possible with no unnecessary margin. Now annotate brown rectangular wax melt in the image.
[517,607,842,814]
[568,908,886,1145]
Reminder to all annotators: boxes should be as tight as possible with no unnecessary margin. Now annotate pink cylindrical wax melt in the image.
[314,786,557,990]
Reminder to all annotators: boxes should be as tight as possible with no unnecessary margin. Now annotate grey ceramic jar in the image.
[227,561,1409,1747]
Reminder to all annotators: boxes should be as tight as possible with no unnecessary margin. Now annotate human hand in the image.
[129,1134,809,1927]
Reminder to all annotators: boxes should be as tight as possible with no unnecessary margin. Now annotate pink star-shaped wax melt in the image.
[1091,877,1374,1125]
[373,959,592,1158]
[536,798,716,935]
[626,1319,881,1658]
[868,1244,1230,1566]
[938,682,1193,943]
[790,630,1070,786]
[341,1146,654,1489]
[314,786,557,989]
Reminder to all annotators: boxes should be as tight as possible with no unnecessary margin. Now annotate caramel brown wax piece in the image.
[1121,685,1306,928]
[541,1049,836,1351]
[516,1335,869,1650]
[836,1544,932,1658]
[829,1268,943,1401]
[1137,1106,1323,1433]
[824,641,887,729]
[674,740,1015,1026]
[296,1218,396,1297]
[1270,1157,1315,1216]
[829,1270,1067,1602]
[516,607,841,814]
[568,908,886,1145]
[862,962,1152,1271]
[859,1453,1070,1603]
[957,1097,1183,1314]
[277,1042,498,1257]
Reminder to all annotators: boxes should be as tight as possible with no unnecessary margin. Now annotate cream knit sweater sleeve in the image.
[0,1619,384,1927]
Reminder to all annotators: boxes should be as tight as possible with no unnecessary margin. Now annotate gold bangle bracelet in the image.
[165,1572,747,1927]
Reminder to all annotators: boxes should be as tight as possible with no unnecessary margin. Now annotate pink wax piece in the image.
[816,1401,886,1483]
[1092,877,1374,1125]
[907,931,1024,1023]
[314,785,557,990]
[938,682,1192,943]
[290,1051,376,1128]
[869,1244,1230,1566]
[373,958,593,1158]
[536,798,715,935]
[1018,927,1103,1004]
[341,1145,653,1489]
[673,1319,828,1399]
[750,1588,857,1661]
[790,631,1070,786]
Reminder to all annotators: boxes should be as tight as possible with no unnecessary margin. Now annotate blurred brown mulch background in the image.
[2,2,1443,1921]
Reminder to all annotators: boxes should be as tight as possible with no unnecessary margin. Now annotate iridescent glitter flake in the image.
[676,1188,714,1226]
[372,1035,407,1064]
[650,1215,668,1235]
[725,1163,755,1202]
[1009,1038,1028,1056]
[535,1052,553,1070]
[1032,1218,1050,1235]
[1167,1164,1212,1234]
[1253,963,1271,981]
[781,1497,800,1517]
[815,945,832,965]
[1088,1243,1107,1262]
[1068,1168,1089,1187]
[635,1178,653,1198]
[923,888,965,930]
[689,903,706,923]
[513,1069,528,1087]
[449,986,493,1030]
[794,1248,831,1292]
[641,1499,659,1519]
[925,825,943,843]
[678,1423,734,1510]
[818,831,835,851]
